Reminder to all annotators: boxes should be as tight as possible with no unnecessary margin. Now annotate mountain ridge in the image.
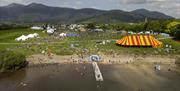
[0,3,174,23]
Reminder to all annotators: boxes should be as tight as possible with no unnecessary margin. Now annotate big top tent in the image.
[116,35,162,48]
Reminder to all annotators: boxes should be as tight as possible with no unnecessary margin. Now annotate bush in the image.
[174,30,180,39]
[0,50,27,73]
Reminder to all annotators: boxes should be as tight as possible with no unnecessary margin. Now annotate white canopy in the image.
[47,29,55,34]
[15,33,39,41]
[59,33,67,37]
[31,26,43,30]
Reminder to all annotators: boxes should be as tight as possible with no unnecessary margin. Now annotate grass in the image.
[0,28,47,43]
[0,28,49,56]
[161,39,180,49]
[0,50,27,73]
[0,28,180,56]
[0,28,179,73]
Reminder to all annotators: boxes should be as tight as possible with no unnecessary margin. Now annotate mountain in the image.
[131,9,173,19]
[4,3,25,8]
[0,3,174,23]
[82,10,145,23]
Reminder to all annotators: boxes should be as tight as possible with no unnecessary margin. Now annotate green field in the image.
[0,28,48,54]
[0,28,180,56]
[0,28,47,43]
[0,28,180,72]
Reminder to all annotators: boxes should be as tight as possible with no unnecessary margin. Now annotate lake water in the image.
[0,63,180,91]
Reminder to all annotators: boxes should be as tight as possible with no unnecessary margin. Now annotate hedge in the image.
[0,50,27,73]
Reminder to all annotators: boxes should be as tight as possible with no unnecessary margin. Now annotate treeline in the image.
[0,23,30,30]
[87,20,180,39]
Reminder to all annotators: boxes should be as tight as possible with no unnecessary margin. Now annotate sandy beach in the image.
[27,53,177,65]
[26,53,179,74]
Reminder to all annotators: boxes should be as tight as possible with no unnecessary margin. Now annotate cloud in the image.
[148,0,180,18]
[0,0,25,6]
[119,0,168,4]
[76,1,83,5]
[118,0,179,18]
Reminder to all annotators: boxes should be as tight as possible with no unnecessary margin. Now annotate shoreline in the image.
[25,61,179,76]
[26,53,178,66]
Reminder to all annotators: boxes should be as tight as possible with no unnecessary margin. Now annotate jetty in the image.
[92,62,103,81]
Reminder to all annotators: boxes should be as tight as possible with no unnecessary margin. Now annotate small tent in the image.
[15,35,27,41]
[116,35,162,48]
[47,29,55,34]
[31,26,43,30]
[15,33,39,41]
[59,33,67,38]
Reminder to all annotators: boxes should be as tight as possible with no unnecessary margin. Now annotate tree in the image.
[159,20,170,33]
[165,21,180,35]
[143,22,149,31]
[174,24,180,39]
[99,24,108,30]
[146,21,162,33]
[86,23,95,29]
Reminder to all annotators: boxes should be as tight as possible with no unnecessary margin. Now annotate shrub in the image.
[174,30,180,39]
[0,50,27,73]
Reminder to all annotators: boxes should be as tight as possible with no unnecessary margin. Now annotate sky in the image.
[0,0,180,18]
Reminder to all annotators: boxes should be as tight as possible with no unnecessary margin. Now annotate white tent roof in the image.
[47,29,54,34]
[31,26,43,30]
[15,33,39,41]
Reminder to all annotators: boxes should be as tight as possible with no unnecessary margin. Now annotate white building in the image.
[160,33,170,37]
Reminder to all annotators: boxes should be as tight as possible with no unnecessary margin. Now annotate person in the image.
[97,85,100,88]
[75,67,80,72]
[168,68,171,71]
[80,72,84,76]
[48,48,53,59]
[83,66,86,70]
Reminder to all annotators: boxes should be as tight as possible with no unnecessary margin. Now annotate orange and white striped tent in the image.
[116,35,162,48]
